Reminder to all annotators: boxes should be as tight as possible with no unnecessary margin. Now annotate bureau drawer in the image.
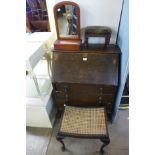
[54,83,117,94]
[53,90,115,109]
[67,94,114,106]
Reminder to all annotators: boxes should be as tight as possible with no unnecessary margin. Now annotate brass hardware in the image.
[83,57,87,61]
[55,91,62,93]
[113,59,116,65]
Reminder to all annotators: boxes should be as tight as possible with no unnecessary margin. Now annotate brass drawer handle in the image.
[113,59,116,65]
[55,91,62,93]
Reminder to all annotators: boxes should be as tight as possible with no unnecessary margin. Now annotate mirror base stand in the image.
[54,40,81,51]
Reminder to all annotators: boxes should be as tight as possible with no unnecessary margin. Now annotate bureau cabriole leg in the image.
[56,135,65,151]
[100,138,110,154]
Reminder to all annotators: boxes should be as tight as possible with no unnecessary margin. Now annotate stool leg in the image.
[84,37,88,49]
[100,138,110,154]
[56,135,65,151]
[104,34,111,48]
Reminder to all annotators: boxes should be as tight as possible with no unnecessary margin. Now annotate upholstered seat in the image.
[85,26,112,37]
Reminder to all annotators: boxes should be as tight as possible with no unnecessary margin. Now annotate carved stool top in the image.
[85,26,112,37]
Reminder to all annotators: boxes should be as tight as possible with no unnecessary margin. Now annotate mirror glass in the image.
[56,4,78,38]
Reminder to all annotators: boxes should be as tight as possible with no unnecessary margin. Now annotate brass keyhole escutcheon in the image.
[83,57,87,61]
[113,59,116,65]
[82,53,88,61]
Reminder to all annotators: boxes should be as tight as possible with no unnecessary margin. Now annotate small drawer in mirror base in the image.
[54,40,81,51]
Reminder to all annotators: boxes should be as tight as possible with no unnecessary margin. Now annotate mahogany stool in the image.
[56,106,110,154]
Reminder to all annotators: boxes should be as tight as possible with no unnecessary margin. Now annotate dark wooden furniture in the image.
[52,44,120,119]
[56,106,110,153]
[53,1,81,50]
[84,26,112,49]
[52,44,121,154]
[52,2,121,154]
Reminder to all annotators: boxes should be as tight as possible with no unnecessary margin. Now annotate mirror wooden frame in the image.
[53,1,80,41]
[53,1,81,51]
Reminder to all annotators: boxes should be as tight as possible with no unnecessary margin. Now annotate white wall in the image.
[54,0,123,43]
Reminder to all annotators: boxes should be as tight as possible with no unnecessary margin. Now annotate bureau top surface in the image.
[53,44,121,54]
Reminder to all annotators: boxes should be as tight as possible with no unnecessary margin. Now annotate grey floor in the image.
[26,109,129,155]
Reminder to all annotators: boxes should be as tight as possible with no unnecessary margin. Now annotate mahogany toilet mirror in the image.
[53,1,81,51]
